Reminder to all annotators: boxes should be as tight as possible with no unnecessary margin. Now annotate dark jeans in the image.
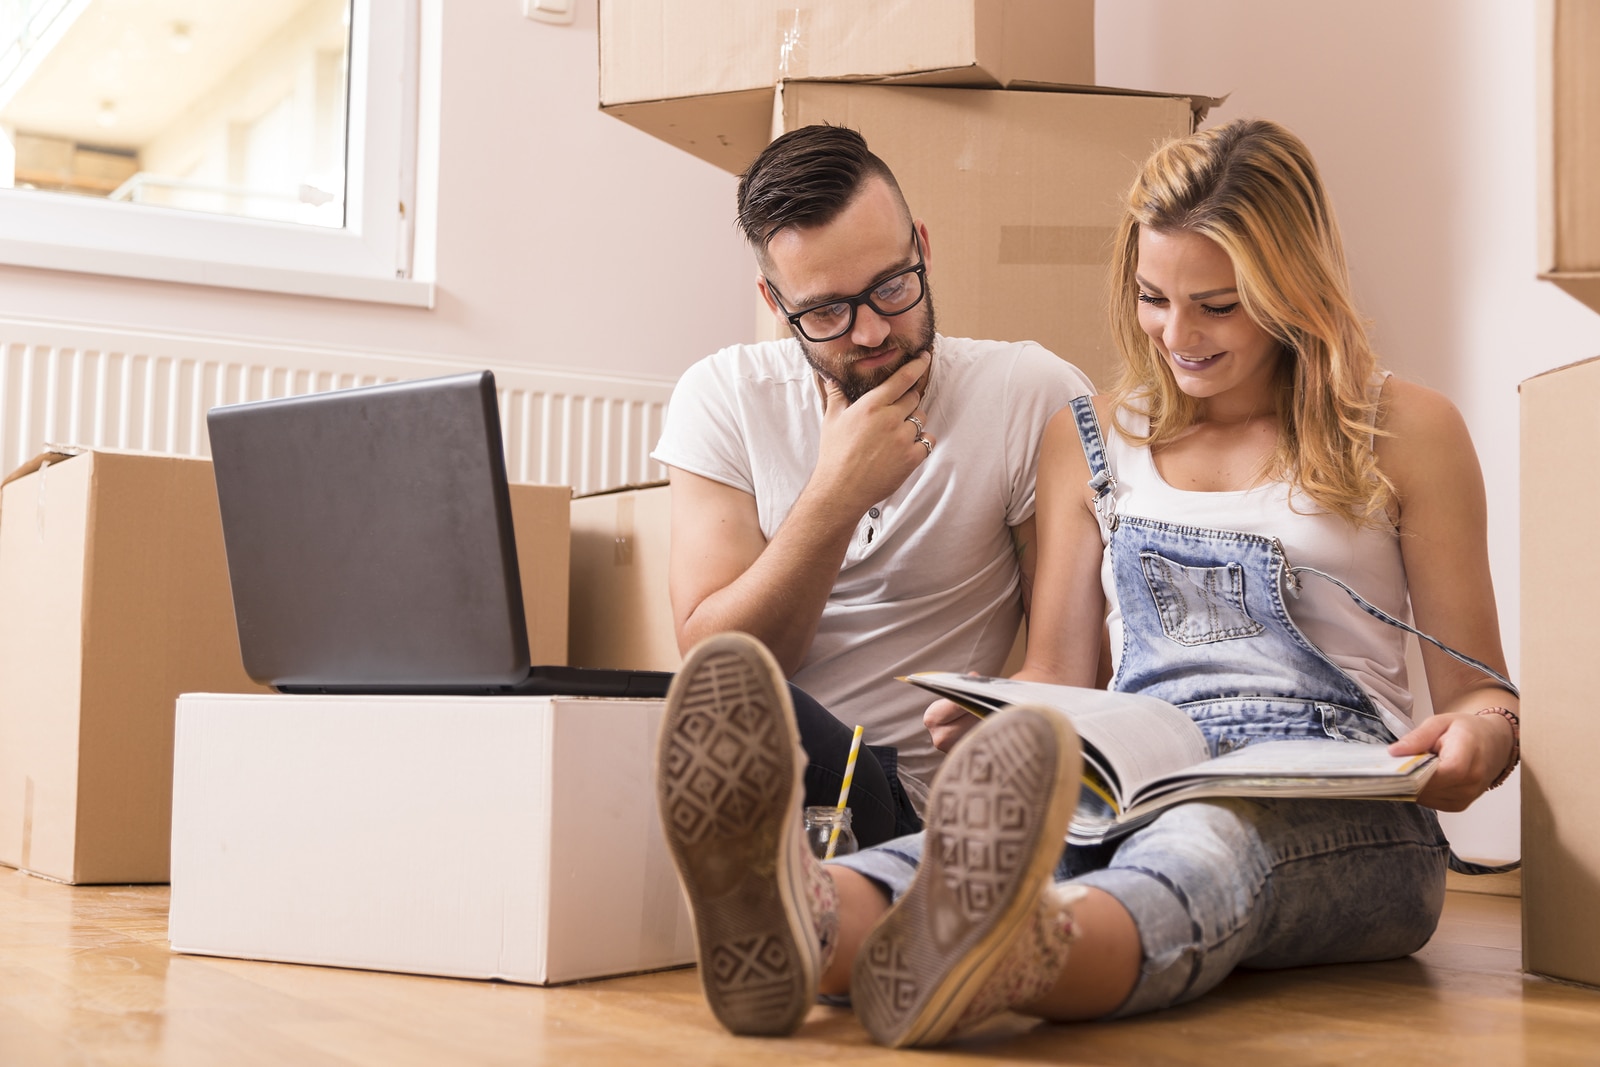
[789,684,923,849]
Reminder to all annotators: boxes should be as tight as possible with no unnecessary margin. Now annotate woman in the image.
[655,118,1519,1047]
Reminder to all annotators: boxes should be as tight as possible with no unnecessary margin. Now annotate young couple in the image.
[651,118,1518,1048]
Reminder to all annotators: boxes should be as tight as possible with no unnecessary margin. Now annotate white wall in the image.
[0,2,752,382]
[1098,0,1600,861]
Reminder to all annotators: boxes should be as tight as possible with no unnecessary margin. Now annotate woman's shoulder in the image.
[1376,376,1470,443]
[1373,376,1478,492]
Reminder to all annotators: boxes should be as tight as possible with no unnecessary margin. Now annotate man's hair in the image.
[736,125,908,254]
[1107,117,1392,526]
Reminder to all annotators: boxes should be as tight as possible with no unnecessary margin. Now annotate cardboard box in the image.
[569,482,679,672]
[1520,356,1600,987]
[744,82,1201,390]
[0,448,269,885]
[1537,0,1600,313]
[0,448,573,887]
[600,0,1094,173]
[168,693,696,985]
[507,482,573,666]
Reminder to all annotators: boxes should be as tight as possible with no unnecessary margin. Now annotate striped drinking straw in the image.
[824,725,866,860]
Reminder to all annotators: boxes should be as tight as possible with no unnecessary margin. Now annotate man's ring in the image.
[916,434,933,456]
[907,414,925,433]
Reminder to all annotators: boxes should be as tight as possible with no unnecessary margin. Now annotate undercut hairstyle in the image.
[736,125,909,262]
[1108,118,1393,526]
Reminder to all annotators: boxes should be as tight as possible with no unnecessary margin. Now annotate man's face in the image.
[794,286,936,403]
[761,178,937,403]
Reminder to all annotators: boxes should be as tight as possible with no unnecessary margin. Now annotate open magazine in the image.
[902,673,1437,846]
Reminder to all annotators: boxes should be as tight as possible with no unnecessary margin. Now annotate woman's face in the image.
[1134,228,1282,409]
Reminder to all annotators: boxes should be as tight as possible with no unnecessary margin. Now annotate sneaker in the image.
[851,704,1082,1048]
[655,632,835,1036]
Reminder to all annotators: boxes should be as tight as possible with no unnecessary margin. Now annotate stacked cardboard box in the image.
[1537,0,1600,314]
[0,449,582,887]
[747,81,1200,392]
[569,482,679,672]
[599,0,1213,403]
[0,448,269,885]
[505,482,576,666]
[600,0,1097,173]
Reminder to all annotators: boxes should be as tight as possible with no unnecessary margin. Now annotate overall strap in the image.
[1069,395,1118,532]
[1290,566,1519,698]
[1294,564,1522,877]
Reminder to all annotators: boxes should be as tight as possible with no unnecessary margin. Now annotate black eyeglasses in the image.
[766,226,927,343]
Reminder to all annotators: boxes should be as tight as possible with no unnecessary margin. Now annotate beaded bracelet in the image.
[1477,706,1520,789]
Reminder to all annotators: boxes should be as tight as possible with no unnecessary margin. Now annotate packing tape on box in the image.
[998,225,1115,266]
[0,444,83,544]
[614,495,634,567]
[775,8,812,78]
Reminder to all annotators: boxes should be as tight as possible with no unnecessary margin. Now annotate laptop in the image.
[205,370,673,698]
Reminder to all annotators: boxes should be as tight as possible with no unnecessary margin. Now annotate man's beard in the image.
[799,288,937,403]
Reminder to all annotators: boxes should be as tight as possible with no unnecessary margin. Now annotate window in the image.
[0,0,430,306]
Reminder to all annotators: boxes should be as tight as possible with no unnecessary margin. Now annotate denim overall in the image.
[834,396,1518,1018]
[1070,395,1518,757]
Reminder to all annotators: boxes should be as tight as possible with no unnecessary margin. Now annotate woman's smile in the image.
[1135,228,1281,414]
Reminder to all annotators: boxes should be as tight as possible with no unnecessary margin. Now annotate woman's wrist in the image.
[1476,706,1520,789]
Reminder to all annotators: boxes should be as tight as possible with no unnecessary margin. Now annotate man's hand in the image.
[925,697,983,752]
[668,353,938,674]
[812,352,935,516]
[1389,709,1515,812]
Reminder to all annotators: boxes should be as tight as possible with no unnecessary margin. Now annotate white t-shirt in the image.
[1099,401,1415,737]
[652,335,1093,810]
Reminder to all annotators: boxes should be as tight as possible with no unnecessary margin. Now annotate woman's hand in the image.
[925,698,983,752]
[1389,709,1515,812]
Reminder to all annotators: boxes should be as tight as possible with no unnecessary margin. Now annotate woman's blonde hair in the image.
[1108,118,1392,524]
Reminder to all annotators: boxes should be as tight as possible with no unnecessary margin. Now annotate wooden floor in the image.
[2,868,1597,1066]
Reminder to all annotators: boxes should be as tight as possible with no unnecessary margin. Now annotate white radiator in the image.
[0,318,674,496]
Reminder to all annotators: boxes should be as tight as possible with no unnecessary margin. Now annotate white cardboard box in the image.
[169,693,695,985]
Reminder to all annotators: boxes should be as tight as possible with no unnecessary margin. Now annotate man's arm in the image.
[667,468,857,675]
[668,353,934,675]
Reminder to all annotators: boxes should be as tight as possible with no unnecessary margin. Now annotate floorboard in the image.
[1,867,1596,1065]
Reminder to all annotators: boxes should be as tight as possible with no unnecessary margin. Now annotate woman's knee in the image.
[1237,801,1448,968]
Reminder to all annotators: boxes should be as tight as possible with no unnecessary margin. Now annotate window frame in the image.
[0,0,432,307]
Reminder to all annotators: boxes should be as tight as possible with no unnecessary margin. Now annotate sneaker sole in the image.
[656,633,817,1036]
[851,705,1081,1048]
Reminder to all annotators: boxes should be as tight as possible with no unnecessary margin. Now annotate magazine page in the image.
[899,674,1211,805]
[1066,741,1436,847]
[1127,739,1437,810]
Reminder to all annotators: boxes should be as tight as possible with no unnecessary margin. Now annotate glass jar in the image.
[803,806,858,859]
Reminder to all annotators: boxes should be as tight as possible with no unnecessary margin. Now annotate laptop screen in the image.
[206,371,532,690]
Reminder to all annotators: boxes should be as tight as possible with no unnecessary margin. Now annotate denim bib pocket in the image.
[1139,551,1265,646]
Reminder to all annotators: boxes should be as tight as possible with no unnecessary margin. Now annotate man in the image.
[651,125,1092,844]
